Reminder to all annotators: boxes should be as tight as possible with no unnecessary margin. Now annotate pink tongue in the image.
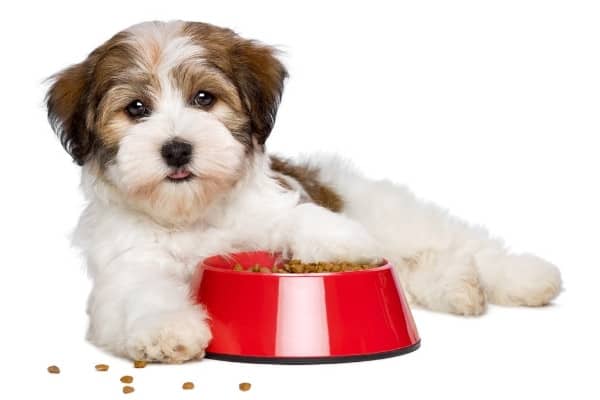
[168,169,191,179]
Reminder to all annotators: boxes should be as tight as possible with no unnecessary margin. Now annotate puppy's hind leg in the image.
[403,250,487,316]
[475,248,562,307]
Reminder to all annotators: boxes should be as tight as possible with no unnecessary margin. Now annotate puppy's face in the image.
[46,21,286,226]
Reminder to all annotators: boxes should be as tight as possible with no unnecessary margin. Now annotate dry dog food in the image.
[46,359,255,395]
[95,364,109,371]
[233,259,377,273]
[122,386,135,394]
[239,382,252,391]
[47,365,60,374]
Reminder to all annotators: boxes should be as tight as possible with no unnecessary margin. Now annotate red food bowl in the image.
[191,251,420,364]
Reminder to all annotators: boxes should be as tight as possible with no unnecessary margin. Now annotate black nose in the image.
[161,140,192,167]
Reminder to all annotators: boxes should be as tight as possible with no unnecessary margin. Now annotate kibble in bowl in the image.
[233,259,378,274]
[194,251,421,363]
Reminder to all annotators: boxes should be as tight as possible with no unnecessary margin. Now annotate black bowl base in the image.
[205,340,420,365]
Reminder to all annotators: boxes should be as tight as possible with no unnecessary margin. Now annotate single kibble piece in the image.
[233,264,244,271]
[133,360,147,368]
[259,267,272,273]
[239,382,252,391]
[120,376,133,384]
[47,365,60,374]
[95,364,109,371]
[122,386,135,394]
[182,382,194,390]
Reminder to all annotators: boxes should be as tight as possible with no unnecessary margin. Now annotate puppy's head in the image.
[46,21,287,226]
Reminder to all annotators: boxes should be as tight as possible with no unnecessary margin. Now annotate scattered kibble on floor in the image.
[47,365,60,374]
[95,364,109,371]
[46,360,254,394]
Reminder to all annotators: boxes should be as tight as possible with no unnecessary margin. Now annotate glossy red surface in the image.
[192,252,420,362]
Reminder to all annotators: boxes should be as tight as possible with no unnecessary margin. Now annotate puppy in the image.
[45,20,561,362]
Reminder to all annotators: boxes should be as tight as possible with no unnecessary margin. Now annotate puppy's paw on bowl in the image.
[291,223,382,264]
[125,309,212,363]
[283,203,382,264]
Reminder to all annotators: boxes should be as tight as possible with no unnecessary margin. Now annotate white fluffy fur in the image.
[70,22,562,362]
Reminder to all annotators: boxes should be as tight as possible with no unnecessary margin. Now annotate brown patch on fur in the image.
[211,103,252,149]
[270,156,343,213]
[183,22,287,146]
[170,62,250,146]
[272,173,293,191]
[171,63,242,112]
[46,61,95,165]
[147,39,163,67]
[89,40,162,156]
[96,80,159,139]
[46,27,169,167]
[46,31,148,165]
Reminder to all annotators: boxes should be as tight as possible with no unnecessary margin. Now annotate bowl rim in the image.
[199,255,392,277]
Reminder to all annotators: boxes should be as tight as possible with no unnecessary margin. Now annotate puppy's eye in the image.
[192,91,215,108]
[125,100,150,119]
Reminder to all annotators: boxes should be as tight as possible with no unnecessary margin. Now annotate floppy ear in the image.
[45,61,95,165]
[230,41,288,145]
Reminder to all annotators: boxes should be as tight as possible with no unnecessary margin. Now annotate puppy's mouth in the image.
[166,168,194,182]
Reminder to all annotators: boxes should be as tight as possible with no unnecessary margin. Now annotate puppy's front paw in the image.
[291,219,382,264]
[125,308,212,363]
[293,232,381,264]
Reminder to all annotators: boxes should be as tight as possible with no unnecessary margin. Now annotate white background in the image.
[1,0,599,399]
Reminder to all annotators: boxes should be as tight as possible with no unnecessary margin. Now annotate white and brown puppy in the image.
[46,20,561,363]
